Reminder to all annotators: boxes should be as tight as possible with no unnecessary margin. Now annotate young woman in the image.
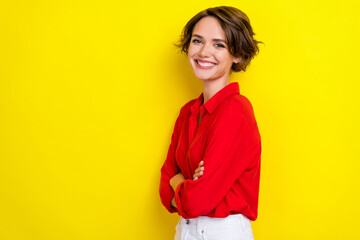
[159,6,262,240]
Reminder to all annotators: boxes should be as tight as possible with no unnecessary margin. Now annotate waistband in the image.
[179,213,251,230]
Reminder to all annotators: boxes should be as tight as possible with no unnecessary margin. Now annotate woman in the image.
[159,6,262,240]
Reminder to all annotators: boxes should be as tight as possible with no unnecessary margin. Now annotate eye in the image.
[192,39,202,44]
[215,43,226,48]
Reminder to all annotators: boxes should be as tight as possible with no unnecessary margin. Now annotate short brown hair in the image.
[175,6,263,72]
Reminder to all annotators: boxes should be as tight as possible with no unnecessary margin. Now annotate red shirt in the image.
[159,82,261,221]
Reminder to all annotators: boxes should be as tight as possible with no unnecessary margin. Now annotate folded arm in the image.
[173,112,260,218]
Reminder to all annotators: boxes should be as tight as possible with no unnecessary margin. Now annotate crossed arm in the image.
[169,161,204,208]
[160,109,259,218]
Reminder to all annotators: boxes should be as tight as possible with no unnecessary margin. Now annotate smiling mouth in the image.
[195,60,217,69]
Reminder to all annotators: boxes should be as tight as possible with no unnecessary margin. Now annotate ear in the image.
[233,57,241,64]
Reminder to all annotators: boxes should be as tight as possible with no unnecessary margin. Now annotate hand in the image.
[193,160,204,180]
[171,197,177,208]
[170,172,185,192]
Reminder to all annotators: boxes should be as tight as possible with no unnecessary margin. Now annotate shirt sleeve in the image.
[159,107,183,213]
[174,110,261,218]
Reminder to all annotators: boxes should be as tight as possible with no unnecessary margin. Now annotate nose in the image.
[198,43,212,58]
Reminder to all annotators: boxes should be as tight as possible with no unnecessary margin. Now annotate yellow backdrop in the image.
[1,0,359,239]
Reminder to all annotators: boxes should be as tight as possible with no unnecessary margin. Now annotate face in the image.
[188,16,240,82]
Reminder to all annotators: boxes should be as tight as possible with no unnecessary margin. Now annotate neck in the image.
[202,77,230,104]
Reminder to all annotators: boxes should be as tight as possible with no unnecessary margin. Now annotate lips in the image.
[195,59,217,69]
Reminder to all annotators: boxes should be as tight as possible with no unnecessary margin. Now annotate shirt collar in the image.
[190,82,240,114]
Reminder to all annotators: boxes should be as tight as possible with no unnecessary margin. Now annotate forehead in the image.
[192,16,226,39]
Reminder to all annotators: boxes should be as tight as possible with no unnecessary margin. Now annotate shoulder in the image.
[222,94,255,117]
[215,94,258,128]
[210,94,260,143]
[172,98,197,125]
[179,98,197,115]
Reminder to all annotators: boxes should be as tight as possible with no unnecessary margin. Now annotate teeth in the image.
[197,60,215,67]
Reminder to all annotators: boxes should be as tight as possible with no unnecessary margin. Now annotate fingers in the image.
[193,160,205,180]
[194,166,204,174]
[193,172,203,180]
[193,169,204,178]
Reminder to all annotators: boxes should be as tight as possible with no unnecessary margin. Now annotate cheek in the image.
[216,54,235,72]
[187,52,193,65]
[214,53,228,65]
[188,45,196,57]
[221,54,235,66]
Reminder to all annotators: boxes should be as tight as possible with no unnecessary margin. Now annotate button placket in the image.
[200,217,207,240]
[197,216,205,236]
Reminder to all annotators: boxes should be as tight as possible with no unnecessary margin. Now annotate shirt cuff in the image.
[174,180,188,218]
[166,189,178,213]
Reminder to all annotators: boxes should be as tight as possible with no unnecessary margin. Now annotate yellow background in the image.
[1,0,359,239]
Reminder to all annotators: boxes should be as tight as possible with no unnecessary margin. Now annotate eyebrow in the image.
[192,34,227,43]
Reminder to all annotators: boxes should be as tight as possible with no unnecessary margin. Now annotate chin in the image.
[193,71,219,81]
[191,69,214,80]
[193,73,213,81]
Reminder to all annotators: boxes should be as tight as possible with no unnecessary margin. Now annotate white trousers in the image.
[174,214,254,240]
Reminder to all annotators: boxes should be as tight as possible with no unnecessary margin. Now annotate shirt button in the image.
[186,219,191,224]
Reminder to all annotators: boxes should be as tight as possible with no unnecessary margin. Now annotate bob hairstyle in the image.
[175,6,263,72]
